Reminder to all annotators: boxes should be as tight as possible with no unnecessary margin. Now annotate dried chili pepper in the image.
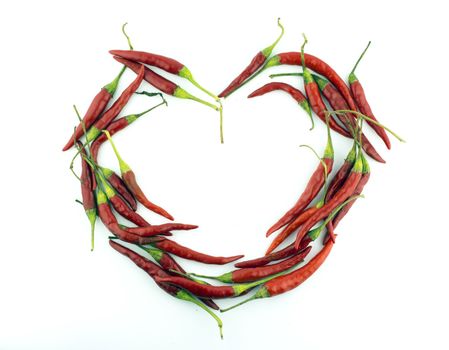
[98,166,137,211]
[266,112,334,237]
[84,65,145,143]
[221,239,334,312]
[154,270,285,299]
[271,72,384,163]
[110,51,219,102]
[125,223,198,237]
[300,35,351,138]
[294,150,363,249]
[248,82,313,128]
[218,18,284,98]
[150,238,243,265]
[191,246,311,283]
[349,42,391,149]
[77,142,96,250]
[62,66,126,151]
[109,240,223,338]
[103,130,174,220]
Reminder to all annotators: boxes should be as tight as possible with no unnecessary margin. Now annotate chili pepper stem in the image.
[328,110,405,142]
[269,72,302,78]
[219,102,224,144]
[75,199,83,205]
[179,69,220,102]
[221,286,268,312]
[350,41,371,76]
[176,290,223,339]
[102,130,132,173]
[261,18,285,57]
[121,22,134,50]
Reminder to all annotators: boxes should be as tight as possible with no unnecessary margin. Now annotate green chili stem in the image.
[350,41,371,75]
[122,22,134,50]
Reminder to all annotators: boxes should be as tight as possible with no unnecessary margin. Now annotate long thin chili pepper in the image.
[109,240,223,338]
[137,244,220,310]
[266,112,334,237]
[154,270,286,299]
[125,223,198,237]
[349,42,391,149]
[300,35,351,138]
[294,150,363,250]
[97,171,150,227]
[290,72,384,163]
[221,239,334,312]
[150,238,243,265]
[77,142,96,251]
[110,50,219,101]
[103,130,174,220]
[84,65,145,143]
[191,246,312,284]
[218,18,284,98]
[99,166,137,211]
[232,52,359,113]
[247,82,313,128]
[95,188,162,245]
[62,66,126,151]
[90,97,167,163]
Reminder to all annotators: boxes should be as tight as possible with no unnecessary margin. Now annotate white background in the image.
[1,0,448,349]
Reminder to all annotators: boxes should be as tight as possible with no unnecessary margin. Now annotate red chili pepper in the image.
[266,116,334,237]
[110,51,219,101]
[312,74,385,163]
[234,237,312,269]
[265,206,318,255]
[221,240,334,312]
[349,42,391,149]
[103,130,174,220]
[98,172,150,227]
[191,246,311,283]
[62,66,126,151]
[294,151,363,249]
[247,82,313,126]
[300,35,351,138]
[154,270,284,299]
[109,240,223,338]
[125,223,198,237]
[151,238,243,265]
[218,19,284,98]
[90,98,167,162]
[85,65,145,143]
[77,142,96,251]
[99,166,137,211]
[95,188,160,245]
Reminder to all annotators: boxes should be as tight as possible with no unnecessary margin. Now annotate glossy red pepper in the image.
[62,66,126,151]
[218,19,284,98]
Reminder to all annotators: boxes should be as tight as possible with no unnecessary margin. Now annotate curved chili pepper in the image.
[294,151,363,249]
[85,65,145,143]
[325,143,357,203]
[266,116,334,237]
[96,188,160,245]
[300,35,351,138]
[110,50,219,101]
[98,173,150,227]
[109,240,223,338]
[125,223,198,237]
[247,82,313,125]
[265,206,318,255]
[192,246,311,284]
[91,98,167,163]
[77,142,96,250]
[113,56,219,112]
[137,244,219,310]
[221,240,334,312]
[62,66,126,151]
[151,238,243,265]
[218,19,284,98]
[103,130,174,220]
[99,166,137,211]
[312,74,385,163]
[154,270,284,299]
[235,236,312,268]
[349,42,391,149]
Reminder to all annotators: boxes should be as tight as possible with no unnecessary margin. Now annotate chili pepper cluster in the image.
[64,22,403,339]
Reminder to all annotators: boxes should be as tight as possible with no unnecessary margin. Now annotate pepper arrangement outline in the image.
[64,21,404,339]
